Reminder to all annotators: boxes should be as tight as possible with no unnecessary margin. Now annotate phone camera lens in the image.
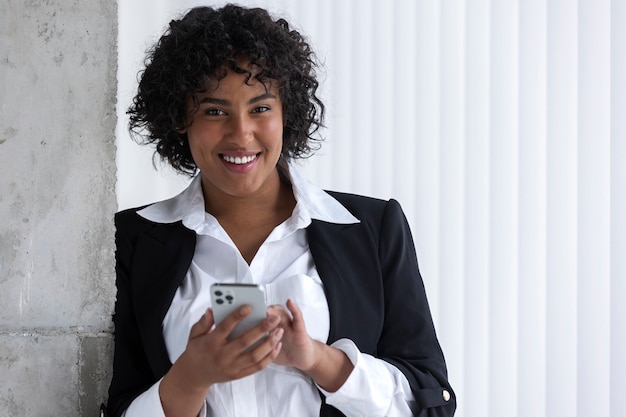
[225,295,234,303]
[215,298,224,304]
[215,290,223,296]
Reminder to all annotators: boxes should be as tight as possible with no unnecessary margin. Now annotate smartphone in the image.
[210,283,268,344]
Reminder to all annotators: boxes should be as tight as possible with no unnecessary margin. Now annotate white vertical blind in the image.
[463,1,489,416]
[577,2,612,417]
[518,1,547,416]
[546,1,578,416]
[116,1,626,416]
[611,4,626,417]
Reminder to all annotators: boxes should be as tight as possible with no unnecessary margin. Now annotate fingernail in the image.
[274,328,284,340]
[268,315,279,325]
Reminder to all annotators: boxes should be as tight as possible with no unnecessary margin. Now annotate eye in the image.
[204,108,226,116]
[251,105,270,114]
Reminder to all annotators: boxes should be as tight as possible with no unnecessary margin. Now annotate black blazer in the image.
[107,191,456,417]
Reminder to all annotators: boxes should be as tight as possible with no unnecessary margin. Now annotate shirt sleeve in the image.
[122,379,208,417]
[319,338,415,416]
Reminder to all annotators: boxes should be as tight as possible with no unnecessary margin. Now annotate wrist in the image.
[160,360,210,417]
[299,340,324,373]
[162,353,211,401]
[303,342,354,393]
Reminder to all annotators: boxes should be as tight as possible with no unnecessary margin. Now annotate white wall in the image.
[117,1,626,416]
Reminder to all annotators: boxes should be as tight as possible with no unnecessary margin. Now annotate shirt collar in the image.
[137,162,360,228]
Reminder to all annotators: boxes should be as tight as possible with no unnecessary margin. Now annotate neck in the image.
[200,170,297,264]
[201,170,294,223]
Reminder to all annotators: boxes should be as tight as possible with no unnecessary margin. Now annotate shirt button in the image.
[442,389,451,401]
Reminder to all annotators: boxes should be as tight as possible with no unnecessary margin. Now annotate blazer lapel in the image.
[130,221,196,378]
[307,220,383,351]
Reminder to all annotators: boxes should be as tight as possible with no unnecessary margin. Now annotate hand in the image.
[267,299,320,372]
[159,307,283,417]
[268,299,354,393]
[182,306,284,386]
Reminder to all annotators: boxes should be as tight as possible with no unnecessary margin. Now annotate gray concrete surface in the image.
[0,0,118,415]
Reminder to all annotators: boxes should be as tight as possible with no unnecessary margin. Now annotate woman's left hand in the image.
[267,299,320,371]
[267,299,354,392]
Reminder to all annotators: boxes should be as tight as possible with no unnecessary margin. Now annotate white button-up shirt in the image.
[122,164,415,417]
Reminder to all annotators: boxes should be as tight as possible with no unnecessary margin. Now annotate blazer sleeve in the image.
[377,199,455,416]
[106,211,160,417]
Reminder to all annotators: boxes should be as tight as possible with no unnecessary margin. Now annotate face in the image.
[183,66,284,202]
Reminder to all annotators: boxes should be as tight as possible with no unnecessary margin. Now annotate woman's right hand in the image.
[159,307,284,417]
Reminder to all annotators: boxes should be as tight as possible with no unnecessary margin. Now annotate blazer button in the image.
[442,389,451,401]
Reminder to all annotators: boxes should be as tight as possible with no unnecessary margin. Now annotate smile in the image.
[222,154,258,165]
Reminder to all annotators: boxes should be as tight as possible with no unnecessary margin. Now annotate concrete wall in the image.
[0,1,117,415]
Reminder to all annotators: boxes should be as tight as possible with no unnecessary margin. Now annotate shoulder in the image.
[114,204,196,265]
[114,204,185,243]
[325,190,405,224]
[325,190,385,213]
[114,205,152,231]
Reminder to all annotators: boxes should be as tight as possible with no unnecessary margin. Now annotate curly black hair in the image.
[127,4,325,175]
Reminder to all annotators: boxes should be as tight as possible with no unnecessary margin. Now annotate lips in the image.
[219,152,260,173]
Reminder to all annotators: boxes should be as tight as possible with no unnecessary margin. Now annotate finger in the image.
[286,299,306,331]
[267,305,292,325]
[237,345,282,376]
[266,304,287,316]
[213,305,252,338]
[189,308,214,339]
[249,326,284,358]
[239,329,284,372]
[230,314,281,353]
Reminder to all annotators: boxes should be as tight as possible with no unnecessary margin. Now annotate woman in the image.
[107,4,455,417]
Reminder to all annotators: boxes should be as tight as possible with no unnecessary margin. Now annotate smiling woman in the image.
[115,2,626,417]
[107,4,454,417]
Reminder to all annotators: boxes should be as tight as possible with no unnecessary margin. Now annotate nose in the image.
[227,113,253,146]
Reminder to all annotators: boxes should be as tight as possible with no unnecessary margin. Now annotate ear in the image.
[176,122,187,134]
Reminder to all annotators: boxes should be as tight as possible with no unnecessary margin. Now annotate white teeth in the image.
[223,154,257,164]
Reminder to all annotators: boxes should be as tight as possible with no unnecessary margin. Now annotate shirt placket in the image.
[231,376,258,416]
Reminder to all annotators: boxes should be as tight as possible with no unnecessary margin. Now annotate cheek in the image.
[186,129,214,162]
[186,132,200,154]
[186,141,202,166]
[265,118,285,145]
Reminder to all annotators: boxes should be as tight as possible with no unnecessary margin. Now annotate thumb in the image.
[189,308,214,339]
[286,299,307,332]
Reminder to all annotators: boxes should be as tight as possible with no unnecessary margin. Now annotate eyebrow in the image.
[199,92,277,106]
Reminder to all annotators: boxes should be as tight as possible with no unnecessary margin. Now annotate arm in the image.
[376,199,455,416]
[308,195,455,416]
[269,296,441,417]
[268,298,417,416]
[107,214,159,417]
